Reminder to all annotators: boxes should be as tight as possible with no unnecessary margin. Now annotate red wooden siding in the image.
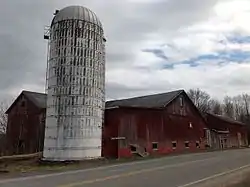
[103,92,207,158]
[6,94,45,155]
[102,109,119,158]
[206,114,248,147]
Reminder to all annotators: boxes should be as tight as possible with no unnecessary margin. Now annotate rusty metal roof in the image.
[106,90,184,109]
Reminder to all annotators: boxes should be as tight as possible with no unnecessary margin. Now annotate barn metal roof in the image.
[5,91,47,114]
[105,90,184,109]
[207,113,245,126]
[6,89,185,114]
[22,91,47,109]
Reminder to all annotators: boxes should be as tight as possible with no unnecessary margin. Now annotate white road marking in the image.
[0,152,215,184]
[177,164,250,187]
[108,168,126,172]
[58,157,219,187]
[0,149,248,184]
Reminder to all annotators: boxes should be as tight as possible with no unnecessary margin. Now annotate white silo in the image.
[43,5,106,161]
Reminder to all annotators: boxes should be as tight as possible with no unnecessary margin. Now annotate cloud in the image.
[142,49,169,61]
[0,0,250,103]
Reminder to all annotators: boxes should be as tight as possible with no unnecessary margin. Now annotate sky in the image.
[0,0,250,102]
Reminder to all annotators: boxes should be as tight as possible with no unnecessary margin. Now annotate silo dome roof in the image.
[51,6,102,28]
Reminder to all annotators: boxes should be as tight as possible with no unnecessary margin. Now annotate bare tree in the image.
[242,94,250,116]
[187,88,211,113]
[231,95,244,121]
[0,100,10,134]
[238,94,250,124]
[223,96,234,118]
[209,99,223,115]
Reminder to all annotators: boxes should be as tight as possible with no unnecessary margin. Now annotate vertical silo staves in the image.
[43,5,106,161]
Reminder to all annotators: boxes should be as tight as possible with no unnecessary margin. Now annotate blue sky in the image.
[143,42,250,68]
[141,31,250,87]
[0,0,250,101]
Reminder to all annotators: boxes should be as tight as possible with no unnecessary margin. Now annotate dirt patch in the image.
[227,173,250,187]
[0,154,159,178]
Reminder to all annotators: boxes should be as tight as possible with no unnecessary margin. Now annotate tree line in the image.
[0,101,9,134]
[0,100,7,156]
[187,88,250,125]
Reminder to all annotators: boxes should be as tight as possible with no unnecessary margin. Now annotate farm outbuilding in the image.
[102,90,208,158]
[205,113,248,149]
[0,133,6,156]
[5,91,46,155]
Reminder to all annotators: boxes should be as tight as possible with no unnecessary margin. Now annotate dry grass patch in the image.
[228,173,250,187]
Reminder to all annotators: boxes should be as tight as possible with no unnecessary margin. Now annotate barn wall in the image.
[0,134,6,156]
[228,124,248,147]
[6,95,45,155]
[117,108,163,157]
[206,114,248,148]
[104,93,207,158]
[102,109,119,158]
[163,94,207,148]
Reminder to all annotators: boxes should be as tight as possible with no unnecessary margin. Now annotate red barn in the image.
[102,90,208,158]
[5,91,46,155]
[205,113,248,149]
[0,133,6,156]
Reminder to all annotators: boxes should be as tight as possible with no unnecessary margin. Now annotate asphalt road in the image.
[1,149,250,187]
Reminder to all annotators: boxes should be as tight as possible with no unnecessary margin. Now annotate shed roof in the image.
[207,113,245,126]
[105,89,184,109]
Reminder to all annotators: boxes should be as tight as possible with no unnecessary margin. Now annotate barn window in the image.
[196,141,200,148]
[185,141,189,148]
[189,122,193,128]
[180,97,183,107]
[152,142,158,150]
[172,141,177,149]
[130,145,137,152]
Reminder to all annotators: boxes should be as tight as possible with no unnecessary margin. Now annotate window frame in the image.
[180,97,184,107]
[172,141,177,149]
[185,141,190,148]
[152,142,158,150]
[196,141,200,148]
